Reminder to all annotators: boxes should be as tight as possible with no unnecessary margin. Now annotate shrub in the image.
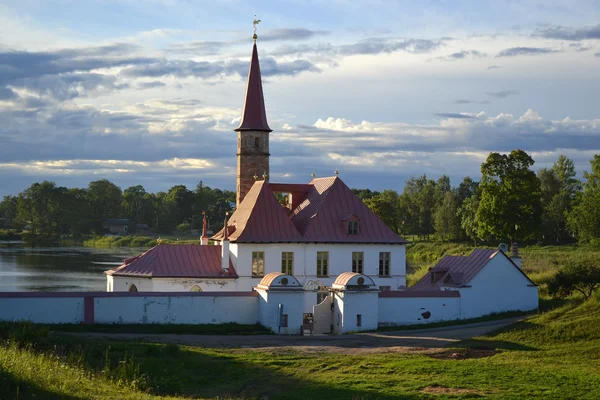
[548,261,600,300]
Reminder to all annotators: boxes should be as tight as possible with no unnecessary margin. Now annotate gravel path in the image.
[63,317,523,354]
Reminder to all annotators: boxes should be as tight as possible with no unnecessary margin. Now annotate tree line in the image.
[2,149,600,245]
[0,180,235,239]
[354,150,600,245]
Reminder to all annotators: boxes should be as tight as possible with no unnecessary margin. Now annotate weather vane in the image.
[253,15,261,41]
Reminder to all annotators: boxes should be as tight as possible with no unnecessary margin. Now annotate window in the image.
[357,314,362,327]
[254,137,260,149]
[190,285,202,292]
[281,314,288,327]
[379,252,391,276]
[352,252,364,274]
[252,251,265,277]
[348,221,359,235]
[128,284,138,292]
[281,252,294,275]
[317,251,329,276]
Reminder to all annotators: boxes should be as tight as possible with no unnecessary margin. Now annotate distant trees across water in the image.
[2,150,600,245]
[0,180,234,240]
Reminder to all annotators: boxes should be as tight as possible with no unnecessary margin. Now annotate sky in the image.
[1,0,600,196]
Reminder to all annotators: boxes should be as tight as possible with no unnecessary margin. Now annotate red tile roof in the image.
[105,245,237,279]
[211,176,408,244]
[410,248,535,290]
[235,42,271,132]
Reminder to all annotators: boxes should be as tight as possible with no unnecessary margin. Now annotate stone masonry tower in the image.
[235,33,272,206]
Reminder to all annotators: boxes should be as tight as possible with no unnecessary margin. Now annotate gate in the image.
[312,293,333,335]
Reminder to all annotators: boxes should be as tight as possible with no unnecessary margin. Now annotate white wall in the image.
[378,295,461,326]
[110,276,240,292]
[234,243,406,290]
[457,253,539,319]
[0,297,84,323]
[256,289,305,334]
[333,291,379,333]
[94,295,257,324]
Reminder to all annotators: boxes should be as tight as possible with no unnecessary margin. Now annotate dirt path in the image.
[63,317,523,354]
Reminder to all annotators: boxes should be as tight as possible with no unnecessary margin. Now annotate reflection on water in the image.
[0,242,145,292]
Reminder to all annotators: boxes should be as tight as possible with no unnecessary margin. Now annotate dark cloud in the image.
[136,81,167,89]
[534,24,600,41]
[433,113,475,119]
[168,41,226,55]
[270,38,441,57]
[479,100,492,105]
[487,65,499,70]
[569,43,592,52]
[0,87,17,100]
[485,90,519,98]
[596,52,600,57]
[433,50,486,61]
[496,47,557,57]
[260,28,329,42]
[453,99,471,104]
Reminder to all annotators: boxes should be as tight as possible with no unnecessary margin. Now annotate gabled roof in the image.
[211,176,408,244]
[291,177,408,244]
[410,248,535,290]
[105,245,237,279]
[211,180,303,243]
[235,42,271,132]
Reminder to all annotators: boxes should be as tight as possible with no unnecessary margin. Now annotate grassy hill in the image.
[2,295,600,399]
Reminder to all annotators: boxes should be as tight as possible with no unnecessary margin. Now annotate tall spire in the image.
[235,21,272,132]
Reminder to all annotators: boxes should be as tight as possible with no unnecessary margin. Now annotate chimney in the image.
[511,242,522,269]
[221,212,230,272]
[200,211,209,246]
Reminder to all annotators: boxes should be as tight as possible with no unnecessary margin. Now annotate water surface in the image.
[0,242,145,292]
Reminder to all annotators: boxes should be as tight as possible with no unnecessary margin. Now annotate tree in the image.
[0,195,18,230]
[434,191,460,241]
[16,181,64,238]
[456,176,479,205]
[364,190,401,233]
[548,261,600,300]
[87,180,123,233]
[123,185,148,225]
[568,155,600,242]
[477,150,542,242]
[459,194,480,246]
[403,175,437,239]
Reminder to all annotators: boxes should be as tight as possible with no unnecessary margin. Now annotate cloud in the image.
[432,50,486,61]
[487,65,499,70]
[136,81,167,89]
[596,52,600,57]
[534,24,600,41]
[496,47,557,57]
[569,43,592,52]
[259,28,329,42]
[270,37,441,57]
[453,99,472,104]
[485,90,518,98]
[433,113,475,119]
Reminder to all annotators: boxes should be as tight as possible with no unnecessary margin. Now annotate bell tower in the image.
[235,22,272,206]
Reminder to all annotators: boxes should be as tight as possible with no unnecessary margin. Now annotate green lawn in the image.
[2,295,600,399]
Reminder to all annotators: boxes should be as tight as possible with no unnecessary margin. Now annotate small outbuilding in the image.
[254,272,304,334]
[331,272,379,334]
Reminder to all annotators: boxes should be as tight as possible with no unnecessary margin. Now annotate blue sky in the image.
[1,0,600,196]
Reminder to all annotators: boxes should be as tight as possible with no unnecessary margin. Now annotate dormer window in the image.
[348,221,359,235]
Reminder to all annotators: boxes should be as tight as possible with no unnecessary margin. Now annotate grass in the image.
[50,322,271,335]
[82,235,206,248]
[2,296,600,399]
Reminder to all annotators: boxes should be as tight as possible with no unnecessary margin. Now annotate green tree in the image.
[16,181,64,238]
[456,176,479,205]
[123,185,148,225]
[477,150,542,242]
[403,175,437,239]
[548,261,600,300]
[87,180,123,233]
[364,190,401,233]
[0,195,18,230]
[568,155,600,242]
[434,191,460,241]
[459,194,480,246]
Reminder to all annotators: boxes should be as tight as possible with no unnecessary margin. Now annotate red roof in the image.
[235,42,271,132]
[105,245,237,278]
[212,176,407,244]
[410,248,535,290]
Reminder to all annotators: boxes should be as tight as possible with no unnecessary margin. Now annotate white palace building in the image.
[0,31,538,334]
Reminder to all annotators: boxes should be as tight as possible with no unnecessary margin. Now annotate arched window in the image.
[190,285,202,292]
[129,284,138,292]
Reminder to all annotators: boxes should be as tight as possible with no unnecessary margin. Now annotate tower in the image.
[235,29,272,206]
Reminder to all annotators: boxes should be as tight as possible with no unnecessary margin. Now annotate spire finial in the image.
[253,15,261,41]
[335,170,339,176]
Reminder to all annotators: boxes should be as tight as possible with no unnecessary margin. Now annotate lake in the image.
[0,242,145,292]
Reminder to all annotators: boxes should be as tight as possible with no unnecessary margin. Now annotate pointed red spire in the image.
[235,42,272,132]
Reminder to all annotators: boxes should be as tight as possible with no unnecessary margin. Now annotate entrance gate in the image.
[312,293,333,334]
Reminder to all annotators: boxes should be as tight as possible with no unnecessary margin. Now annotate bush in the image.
[548,261,600,300]
[175,223,191,233]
